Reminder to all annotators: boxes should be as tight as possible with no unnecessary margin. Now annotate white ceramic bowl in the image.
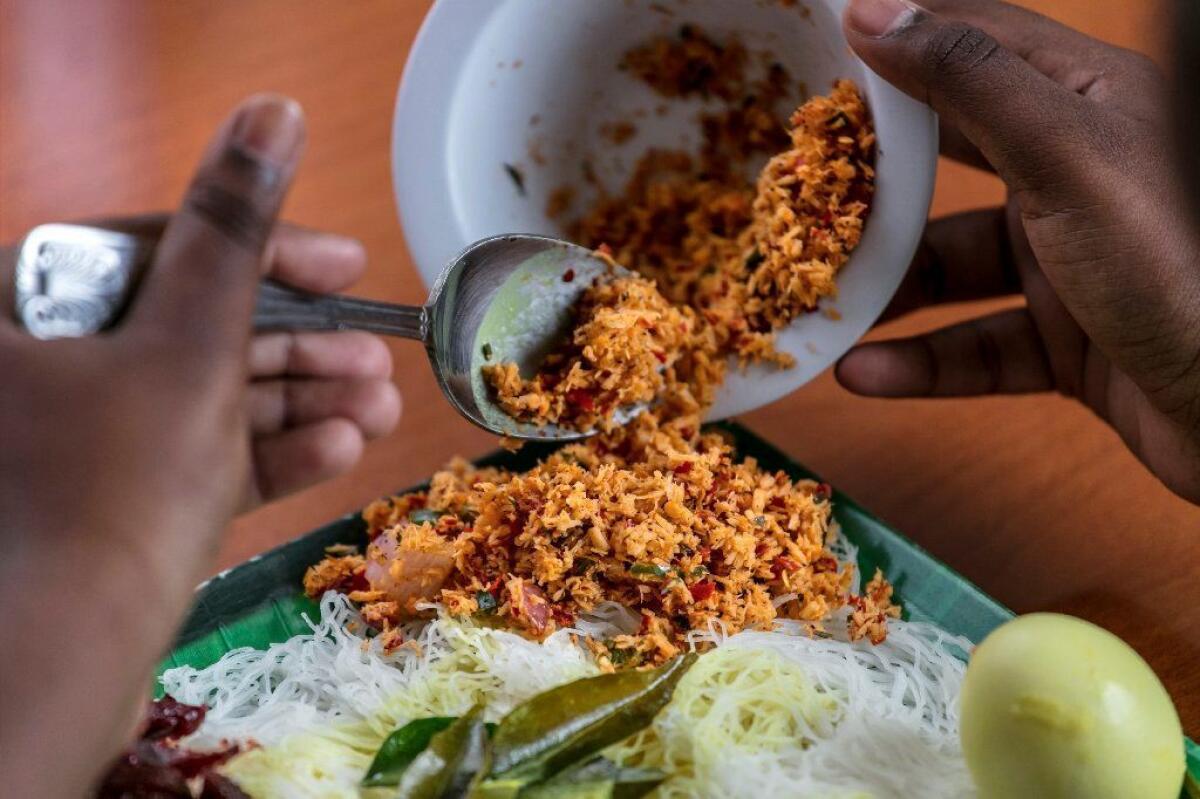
[393,0,936,420]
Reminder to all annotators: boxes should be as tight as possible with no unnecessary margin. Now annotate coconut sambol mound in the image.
[304,412,900,669]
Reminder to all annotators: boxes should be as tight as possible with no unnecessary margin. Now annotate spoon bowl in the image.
[423,234,642,441]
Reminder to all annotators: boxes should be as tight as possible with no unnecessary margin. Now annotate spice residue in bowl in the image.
[486,26,874,431]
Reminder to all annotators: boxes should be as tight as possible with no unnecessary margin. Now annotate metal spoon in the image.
[12,223,644,441]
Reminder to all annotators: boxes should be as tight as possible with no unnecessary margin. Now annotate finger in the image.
[843,0,1099,214]
[251,417,364,504]
[89,213,170,238]
[127,94,305,361]
[918,0,1162,115]
[90,217,366,294]
[1002,199,1088,397]
[0,244,16,334]
[882,207,1022,321]
[938,118,992,173]
[250,330,393,379]
[836,307,1053,397]
[263,225,367,293]
[248,378,401,438]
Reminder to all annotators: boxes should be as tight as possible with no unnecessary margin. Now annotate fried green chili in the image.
[479,654,696,791]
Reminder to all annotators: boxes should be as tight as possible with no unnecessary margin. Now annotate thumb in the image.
[843,0,1098,214]
[127,94,305,364]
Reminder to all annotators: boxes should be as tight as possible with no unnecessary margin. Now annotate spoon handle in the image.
[255,281,427,340]
[14,223,426,342]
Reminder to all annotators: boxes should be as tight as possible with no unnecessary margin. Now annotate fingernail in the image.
[230,94,305,166]
[845,0,921,37]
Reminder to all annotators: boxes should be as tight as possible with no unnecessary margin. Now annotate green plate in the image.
[158,421,1199,792]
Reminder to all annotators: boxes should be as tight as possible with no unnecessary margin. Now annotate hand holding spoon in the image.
[13,224,643,441]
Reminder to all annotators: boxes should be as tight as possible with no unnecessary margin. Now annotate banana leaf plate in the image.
[157,421,1200,795]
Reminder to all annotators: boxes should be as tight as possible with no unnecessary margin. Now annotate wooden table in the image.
[3,0,1196,733]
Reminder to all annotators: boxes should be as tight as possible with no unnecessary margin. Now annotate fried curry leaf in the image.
[397,706,488,799]
[503,163,527,196]
[477,590,498,613]
[409,508,446,525]
[744,248,764,271]
[365,716,498,788]
[363,717,456,787]
[478,654,696,792]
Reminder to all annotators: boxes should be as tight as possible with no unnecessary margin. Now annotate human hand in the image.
[836,0,1200,503]
[10,214,405,507]
[0,95,398,797]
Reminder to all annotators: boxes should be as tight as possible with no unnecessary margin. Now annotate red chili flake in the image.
[813,556,838,574]
[596,243,614,257]
[673,461,693,475]
[551,605,575,626]
[755,543,768,557]
[565,389,596,411]
[562,268,575,283]
[814,482,832,500]
[772,556,801,578]
[653,350,667,364]
[638,611,653,634]
[698,546,712,561]
[679,427,695,439]
[339,568,370,594]
[689,581,716,602]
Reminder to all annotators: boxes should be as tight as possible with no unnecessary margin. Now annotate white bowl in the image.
[393,0,936,420]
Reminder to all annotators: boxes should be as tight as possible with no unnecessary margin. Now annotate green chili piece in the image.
[397,706,488,799]
[628,563,667,578]
[363,717,456,787]
[481,654,696,790]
